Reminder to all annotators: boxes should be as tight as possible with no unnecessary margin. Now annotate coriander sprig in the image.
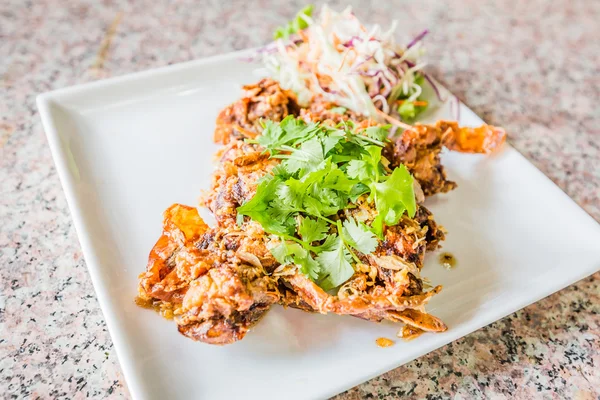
[238,116,416,290]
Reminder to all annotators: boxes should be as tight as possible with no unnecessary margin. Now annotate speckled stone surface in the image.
[1,0,599,398]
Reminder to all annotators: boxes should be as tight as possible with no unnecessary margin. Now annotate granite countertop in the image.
[1,0,599,398]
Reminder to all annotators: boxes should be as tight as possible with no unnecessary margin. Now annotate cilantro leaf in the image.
[323,131,344,154]
[298,217,329,243]
[271,241,320,280]
[257,120,284,153]
[271,164,292,179]
[271,241,303,265]
[346,159,369,181]
[322,166,358,193]
[294,250,321,280]
[317,234,338,252]
[344,126,388,147]
[363,126,389,142]
[236,175,278,214]
[371,215,385,239]
[282,137,324,174]
[266,202,297,229]
[348,183,370,202]
[345,146,382,183]
[275,182,303,209]
[298,163,329,186]
[303,191,342,217]
[316,235,355,290]
[364,146,384,174]
[371,164,416,236]
[258,116,316,155]
[279,115,309,139]
[302,166,350,217]
[342,217,378,254]
[330,141,364,163]
[237,176,292,235]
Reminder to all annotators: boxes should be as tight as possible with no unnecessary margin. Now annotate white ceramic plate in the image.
[37,49,600,400]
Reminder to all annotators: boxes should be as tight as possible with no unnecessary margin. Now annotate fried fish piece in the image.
[138,204,212,304]
[138,200,448,343]
[137,80,506,345]
[299,95,369,124]
[390,120,506,196]
[214,78,300,144]
[439,121,506,154]
[138,204,280,345]
[278,271,447,333]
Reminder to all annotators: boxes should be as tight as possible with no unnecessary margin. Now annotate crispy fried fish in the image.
[137,80,505,344]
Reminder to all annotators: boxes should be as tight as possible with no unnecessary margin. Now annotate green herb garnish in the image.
[397,75,428,121]
[273,5,314,40]
[329,106,347,115]
[238,116,416,290]
[398,101,418,120]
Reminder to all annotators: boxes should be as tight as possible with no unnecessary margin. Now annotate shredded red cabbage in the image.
[423,73,444,102]
[349,56,374,72]
[406,29,429,49]
[357,70,384,78]
[454,95,461,121]
[343,36,362,47]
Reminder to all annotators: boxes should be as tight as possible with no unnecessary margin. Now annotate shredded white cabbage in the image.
[263,5,427,120]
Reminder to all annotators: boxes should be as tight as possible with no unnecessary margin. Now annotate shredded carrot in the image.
[332,32,341,49]
[298,30,309,43]
[338,47,356,72]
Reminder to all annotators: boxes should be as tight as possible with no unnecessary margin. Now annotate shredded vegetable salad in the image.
[264,5,431,124]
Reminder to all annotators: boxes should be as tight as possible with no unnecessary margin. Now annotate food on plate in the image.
[263,5,432,123]
[136,5,506,345]
[376,337,395,348]
[137,82,504,345]
[439,252,457,270]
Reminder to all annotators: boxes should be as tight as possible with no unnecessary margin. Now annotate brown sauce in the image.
[438,252,456,270]
[134,295,155,309]
[376,337,395,348]
[398,325,425,341]
[135,296,174,320]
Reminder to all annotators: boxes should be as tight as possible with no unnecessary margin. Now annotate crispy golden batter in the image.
[139,154,448,343]
[389,121,506,196]
[138,203,448,344]
[137,80,506,344]
[299,95,368,124]
[138,204,281,344]
[440,121,506,154]
[214,78,299,144]
[201,140,278,227]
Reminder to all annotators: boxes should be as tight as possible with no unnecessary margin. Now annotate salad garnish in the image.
[264,5,431,126]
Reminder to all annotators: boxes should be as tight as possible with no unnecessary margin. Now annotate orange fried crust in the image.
[138,80,506,344]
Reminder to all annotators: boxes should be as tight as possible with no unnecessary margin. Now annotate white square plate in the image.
[37,49,600,400]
